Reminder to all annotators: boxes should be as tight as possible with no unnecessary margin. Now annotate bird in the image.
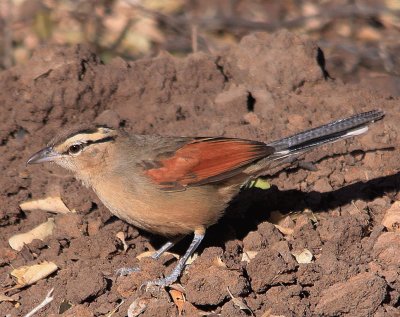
[27,109,384,287]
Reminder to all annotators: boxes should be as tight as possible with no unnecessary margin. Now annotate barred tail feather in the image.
[267,109,384,160]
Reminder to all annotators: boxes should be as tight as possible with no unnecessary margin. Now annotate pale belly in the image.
[91,181,233,237]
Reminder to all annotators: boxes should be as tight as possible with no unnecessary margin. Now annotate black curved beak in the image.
[27,147,61,165]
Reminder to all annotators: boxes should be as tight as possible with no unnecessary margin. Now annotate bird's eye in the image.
[68,144,83,155]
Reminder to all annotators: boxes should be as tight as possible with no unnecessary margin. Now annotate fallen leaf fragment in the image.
[9,218,55,251]
[185,253,198,265]
[227,287,253,315]
[20,196,73,214]
[292,249,313,264]
[274,224,294,236]
[127,298,149,317]
[136,250,179,260]
[382,201,400,232]
[303,208,319,223]
[241,250,258,263]
[269,210,287,224]
[11,261,58,287]
[249,178,271,190]
[169,289,185,315]
[116,231,129,252]
[213,256,227,268]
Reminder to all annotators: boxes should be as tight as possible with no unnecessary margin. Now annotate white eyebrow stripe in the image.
[53,128,118,154]
[64,132,105,145]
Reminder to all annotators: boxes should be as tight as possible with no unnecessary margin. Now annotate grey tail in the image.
[267,109,384,160]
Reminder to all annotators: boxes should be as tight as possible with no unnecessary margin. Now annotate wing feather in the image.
[143,138,273,190]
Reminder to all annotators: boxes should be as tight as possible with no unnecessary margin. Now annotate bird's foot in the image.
[141,273,179,291]
[115,266,140,276]
[141,232,204,291]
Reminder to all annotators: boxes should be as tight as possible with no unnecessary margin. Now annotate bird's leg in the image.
[151,236,184,260]
[115,237,184,276]
[145,229,205,287]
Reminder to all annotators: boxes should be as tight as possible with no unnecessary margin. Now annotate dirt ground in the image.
[1,30,400,316]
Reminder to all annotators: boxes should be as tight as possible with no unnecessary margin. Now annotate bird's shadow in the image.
[213,171,400,244]
[149,170,400,254]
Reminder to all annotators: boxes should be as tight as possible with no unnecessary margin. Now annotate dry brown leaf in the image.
[11,261,58,287]
[382,201,400,232]
[268,210,287,225]
[292,249,313,264]
[185,253,198,265]
[303,209,319,223]
[169,289,185,315]
[116,231,128,252]
[136,250,179,260]
[135,250,154,259]
[127,298,149,317]
[9,218,55,251]
[274,224,294,236]
[20,196,73,214]
[213,256,227,268]
[270,213,295,235]
[241,250,258,263]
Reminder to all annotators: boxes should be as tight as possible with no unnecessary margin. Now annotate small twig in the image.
[23,288,54,317]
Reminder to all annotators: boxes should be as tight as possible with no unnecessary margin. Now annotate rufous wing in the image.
[143,137,273,190]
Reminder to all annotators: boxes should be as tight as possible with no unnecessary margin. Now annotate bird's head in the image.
[28,126,118,182]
